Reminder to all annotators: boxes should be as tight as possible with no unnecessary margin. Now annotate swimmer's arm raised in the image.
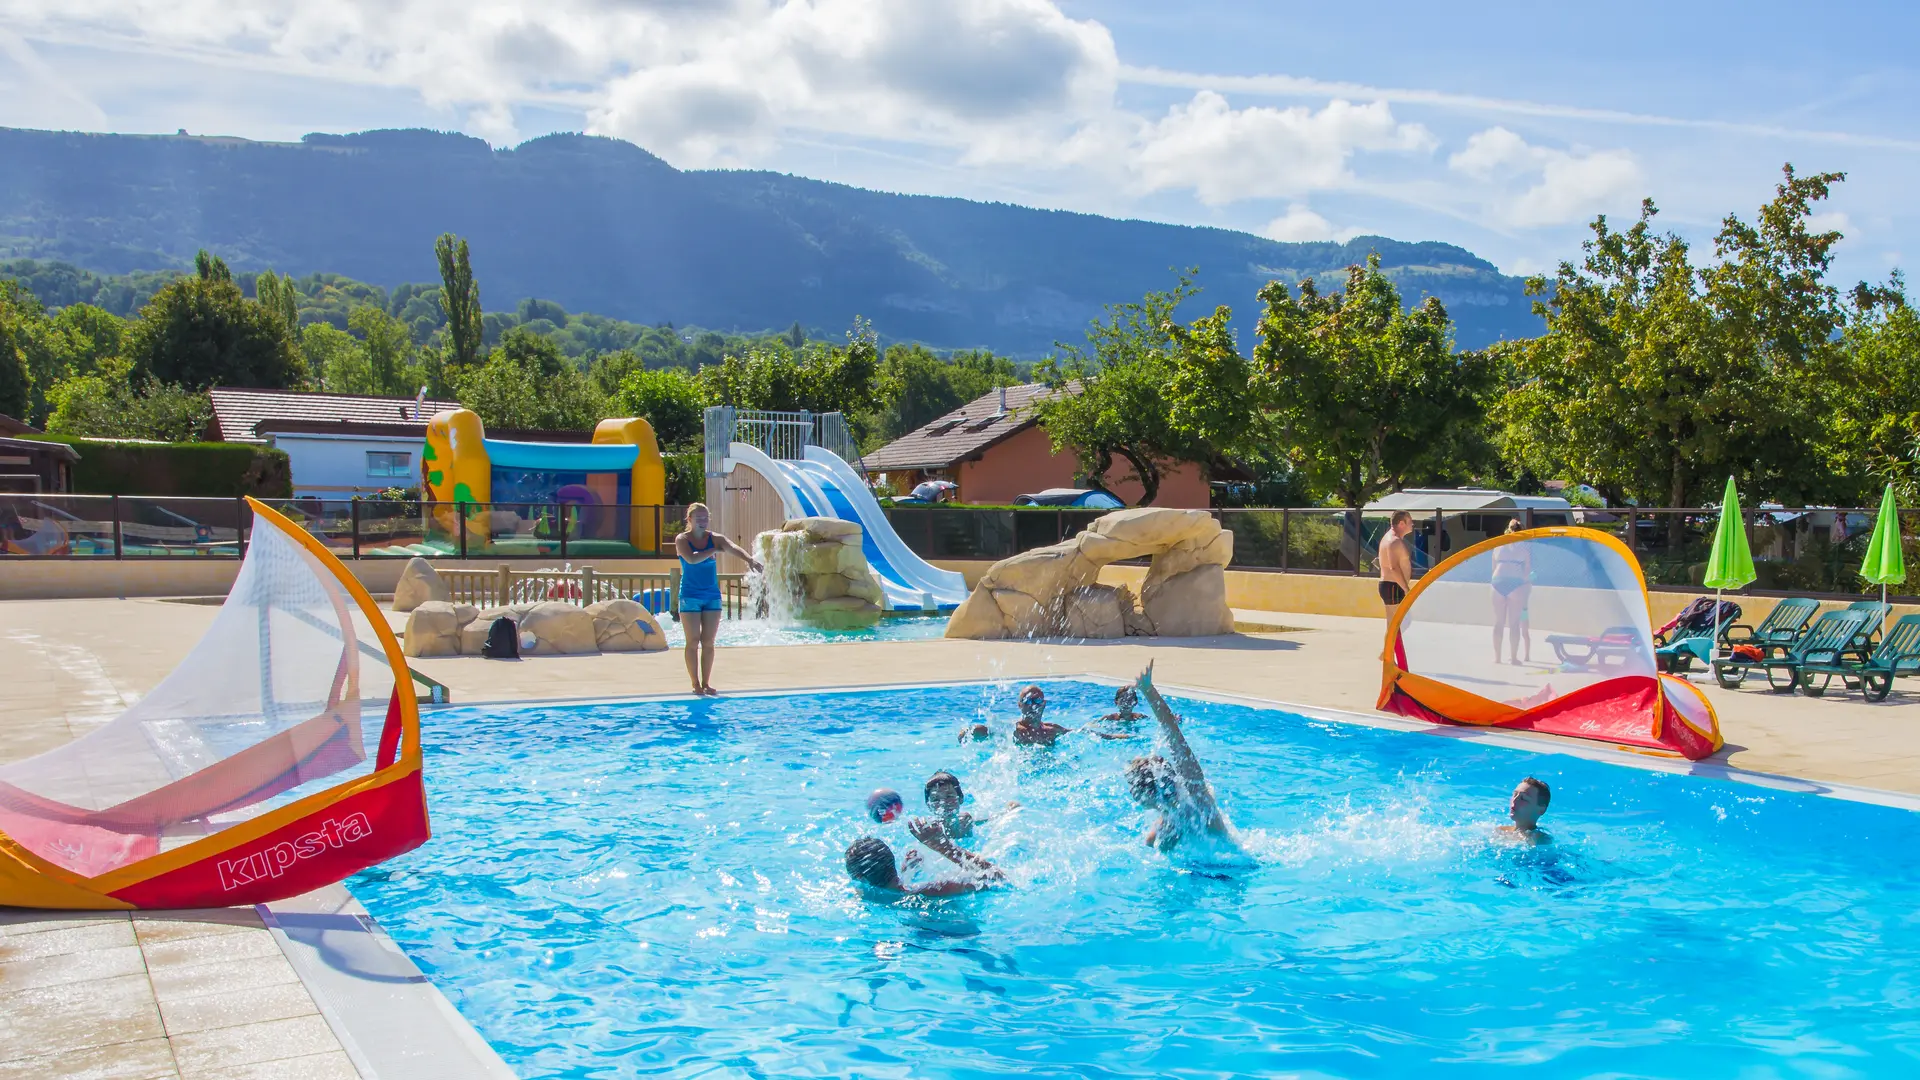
[1135,664,1225,828]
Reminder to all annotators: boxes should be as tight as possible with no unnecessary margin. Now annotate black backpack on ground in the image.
[481,617,519,659]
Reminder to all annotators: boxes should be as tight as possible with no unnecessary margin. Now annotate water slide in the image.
[726,442,969,611]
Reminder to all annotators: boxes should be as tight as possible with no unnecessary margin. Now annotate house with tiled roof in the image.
[861,383,1209,508]
[207,387,462,497]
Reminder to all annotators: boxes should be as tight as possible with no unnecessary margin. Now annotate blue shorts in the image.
[680,596,723,613]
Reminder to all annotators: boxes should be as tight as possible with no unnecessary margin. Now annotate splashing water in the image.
[749,529,807,624]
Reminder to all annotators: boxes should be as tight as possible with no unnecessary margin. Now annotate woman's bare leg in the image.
[698,610,722,692]
[1491,592,1510,663]
[682,613,703,692]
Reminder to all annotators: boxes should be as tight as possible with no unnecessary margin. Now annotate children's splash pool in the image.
[658,613,950,648]
[351,681,1920,1078]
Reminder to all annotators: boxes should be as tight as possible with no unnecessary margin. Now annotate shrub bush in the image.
[28,436,292,497]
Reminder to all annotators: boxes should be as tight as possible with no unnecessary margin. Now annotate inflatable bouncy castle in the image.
[423,409,666,555]
[1379,527,1723,760]
[0,499,427,909]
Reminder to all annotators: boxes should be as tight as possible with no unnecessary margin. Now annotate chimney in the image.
[994,385,1007,418]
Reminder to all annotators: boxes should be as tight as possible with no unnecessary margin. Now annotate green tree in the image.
[453,330,605,431]
[0,279,34,420]
[1255,254,1490,508]
[613,366,706,451]
[1495,166,1847,510]
[302,324,374,394]
[44,358,211,441]
[348,306,420,396]
[124,275,304,390]
[194,249,232,284]
[1833,274,1920,499]
[253,270,302,340]
[695,320,883,436]
[1035,276,1246,505]
[435,234,483,370]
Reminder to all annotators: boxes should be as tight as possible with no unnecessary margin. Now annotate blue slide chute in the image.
[725,442,969,611]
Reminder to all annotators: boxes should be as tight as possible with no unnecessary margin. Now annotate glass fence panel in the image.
[1218,510,1284,568]
[0,494,118,556]
[355,501,429,557]
[1633,509,1718,588]
[1285,510,1359,572]
[1059,510,1105,545]
[119,497,243,557]
[1746,508,1876,595]
[256,499,355,560]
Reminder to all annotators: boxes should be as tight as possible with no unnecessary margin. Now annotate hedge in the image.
[27,436,293,497]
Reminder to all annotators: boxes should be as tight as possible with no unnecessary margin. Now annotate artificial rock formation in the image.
[944,507,1234,640]
[754,517,886,627]
[392,557,449,612]
[403,598,668,657]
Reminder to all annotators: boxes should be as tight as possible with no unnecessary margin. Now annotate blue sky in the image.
[2,0,1915,285]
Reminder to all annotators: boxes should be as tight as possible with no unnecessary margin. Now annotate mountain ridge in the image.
[0,126,1540,354]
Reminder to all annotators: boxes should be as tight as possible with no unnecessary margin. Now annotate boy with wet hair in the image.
[844,820,1004,896]
[1011,685,1070,746]
[1099,685,1145,734]
[922,770,978,838]
[1497,777,1553,845]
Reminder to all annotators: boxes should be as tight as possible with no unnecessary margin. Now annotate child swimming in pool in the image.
[1098,685,1145,735]
[844,820,1005,896]
[1125,663,1239,854]
[921,771,978,838]
[1496,777,1552,846]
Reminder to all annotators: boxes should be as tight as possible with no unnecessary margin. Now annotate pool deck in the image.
[4,595,1920,1076]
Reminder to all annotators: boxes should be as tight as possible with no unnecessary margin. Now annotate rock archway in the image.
[944,508,1234,639]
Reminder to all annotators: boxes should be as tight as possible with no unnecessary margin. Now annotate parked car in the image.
[1014,488,1125,509]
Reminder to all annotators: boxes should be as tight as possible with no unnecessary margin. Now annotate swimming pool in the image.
[350,681,1920,1078]
[658,613,950,647]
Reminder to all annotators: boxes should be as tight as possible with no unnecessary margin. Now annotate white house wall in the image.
[269,432,423,496]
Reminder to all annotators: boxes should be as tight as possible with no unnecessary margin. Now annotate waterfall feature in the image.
[750,529,807,624]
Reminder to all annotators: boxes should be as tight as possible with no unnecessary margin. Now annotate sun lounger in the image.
[1547,625,1645,670]
[1721,597,1818,659]
[1799,613,1920,701]
[1655,624,1722,673]
[1844,600,1891,647]
[1713,609,1871,692]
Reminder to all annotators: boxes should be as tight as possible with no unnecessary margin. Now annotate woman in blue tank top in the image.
[676,502,762,695]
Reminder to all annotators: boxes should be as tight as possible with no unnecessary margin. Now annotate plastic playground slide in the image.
[725,442,969,611]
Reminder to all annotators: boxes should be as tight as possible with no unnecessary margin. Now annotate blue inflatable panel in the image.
[634,588,672,615]
[485,439,639,470]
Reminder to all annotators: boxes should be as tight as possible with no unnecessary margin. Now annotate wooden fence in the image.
[434,564,750,618]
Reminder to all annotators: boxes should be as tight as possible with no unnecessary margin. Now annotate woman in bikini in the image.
[1489,519,1532,665]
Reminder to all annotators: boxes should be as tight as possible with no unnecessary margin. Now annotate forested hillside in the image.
[0,126,1540,354]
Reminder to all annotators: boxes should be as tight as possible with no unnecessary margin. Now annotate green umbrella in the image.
[1701,476,1755,662]
[1860,483,1905,635]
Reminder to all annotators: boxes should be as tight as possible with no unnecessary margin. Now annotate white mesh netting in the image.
[1397,535,1654,709]
[0,514,393,876]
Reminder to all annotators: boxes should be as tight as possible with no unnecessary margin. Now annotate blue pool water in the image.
[351,682,1920,1078]
[658,614,950,648]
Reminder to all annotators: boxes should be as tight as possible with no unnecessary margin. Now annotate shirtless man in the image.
[1378,510,1414,614]
[844,818,1006,896]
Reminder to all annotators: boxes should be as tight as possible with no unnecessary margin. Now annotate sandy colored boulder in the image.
[403,601,475,657]
[587,599,668,652]
[518,602,599,656]
[1142,564,1234,637]
[806,573,851,600]
[944,507,1234,640]
[794,517,863,542]
[392,557,448,612]
[458,604,529,655]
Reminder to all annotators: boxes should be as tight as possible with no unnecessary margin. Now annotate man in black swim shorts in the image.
[1378,510,1413,613]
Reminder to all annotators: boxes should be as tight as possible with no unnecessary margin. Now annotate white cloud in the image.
[0,28,108,130]
[1125,92,1432,205]
[1449,126,1642,228]
[1261,204,1360,243]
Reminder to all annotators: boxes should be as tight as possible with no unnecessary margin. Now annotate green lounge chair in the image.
[1721,597,1819,658]
[1713,609,1871,692]
[1656,623,1722,674]
[1845,600,1891,647]
[1799,613,1920,701]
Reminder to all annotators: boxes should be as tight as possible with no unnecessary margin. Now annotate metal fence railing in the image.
[6,495,1915,602]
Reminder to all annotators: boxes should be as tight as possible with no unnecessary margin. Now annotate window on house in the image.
[366,451,412,478]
